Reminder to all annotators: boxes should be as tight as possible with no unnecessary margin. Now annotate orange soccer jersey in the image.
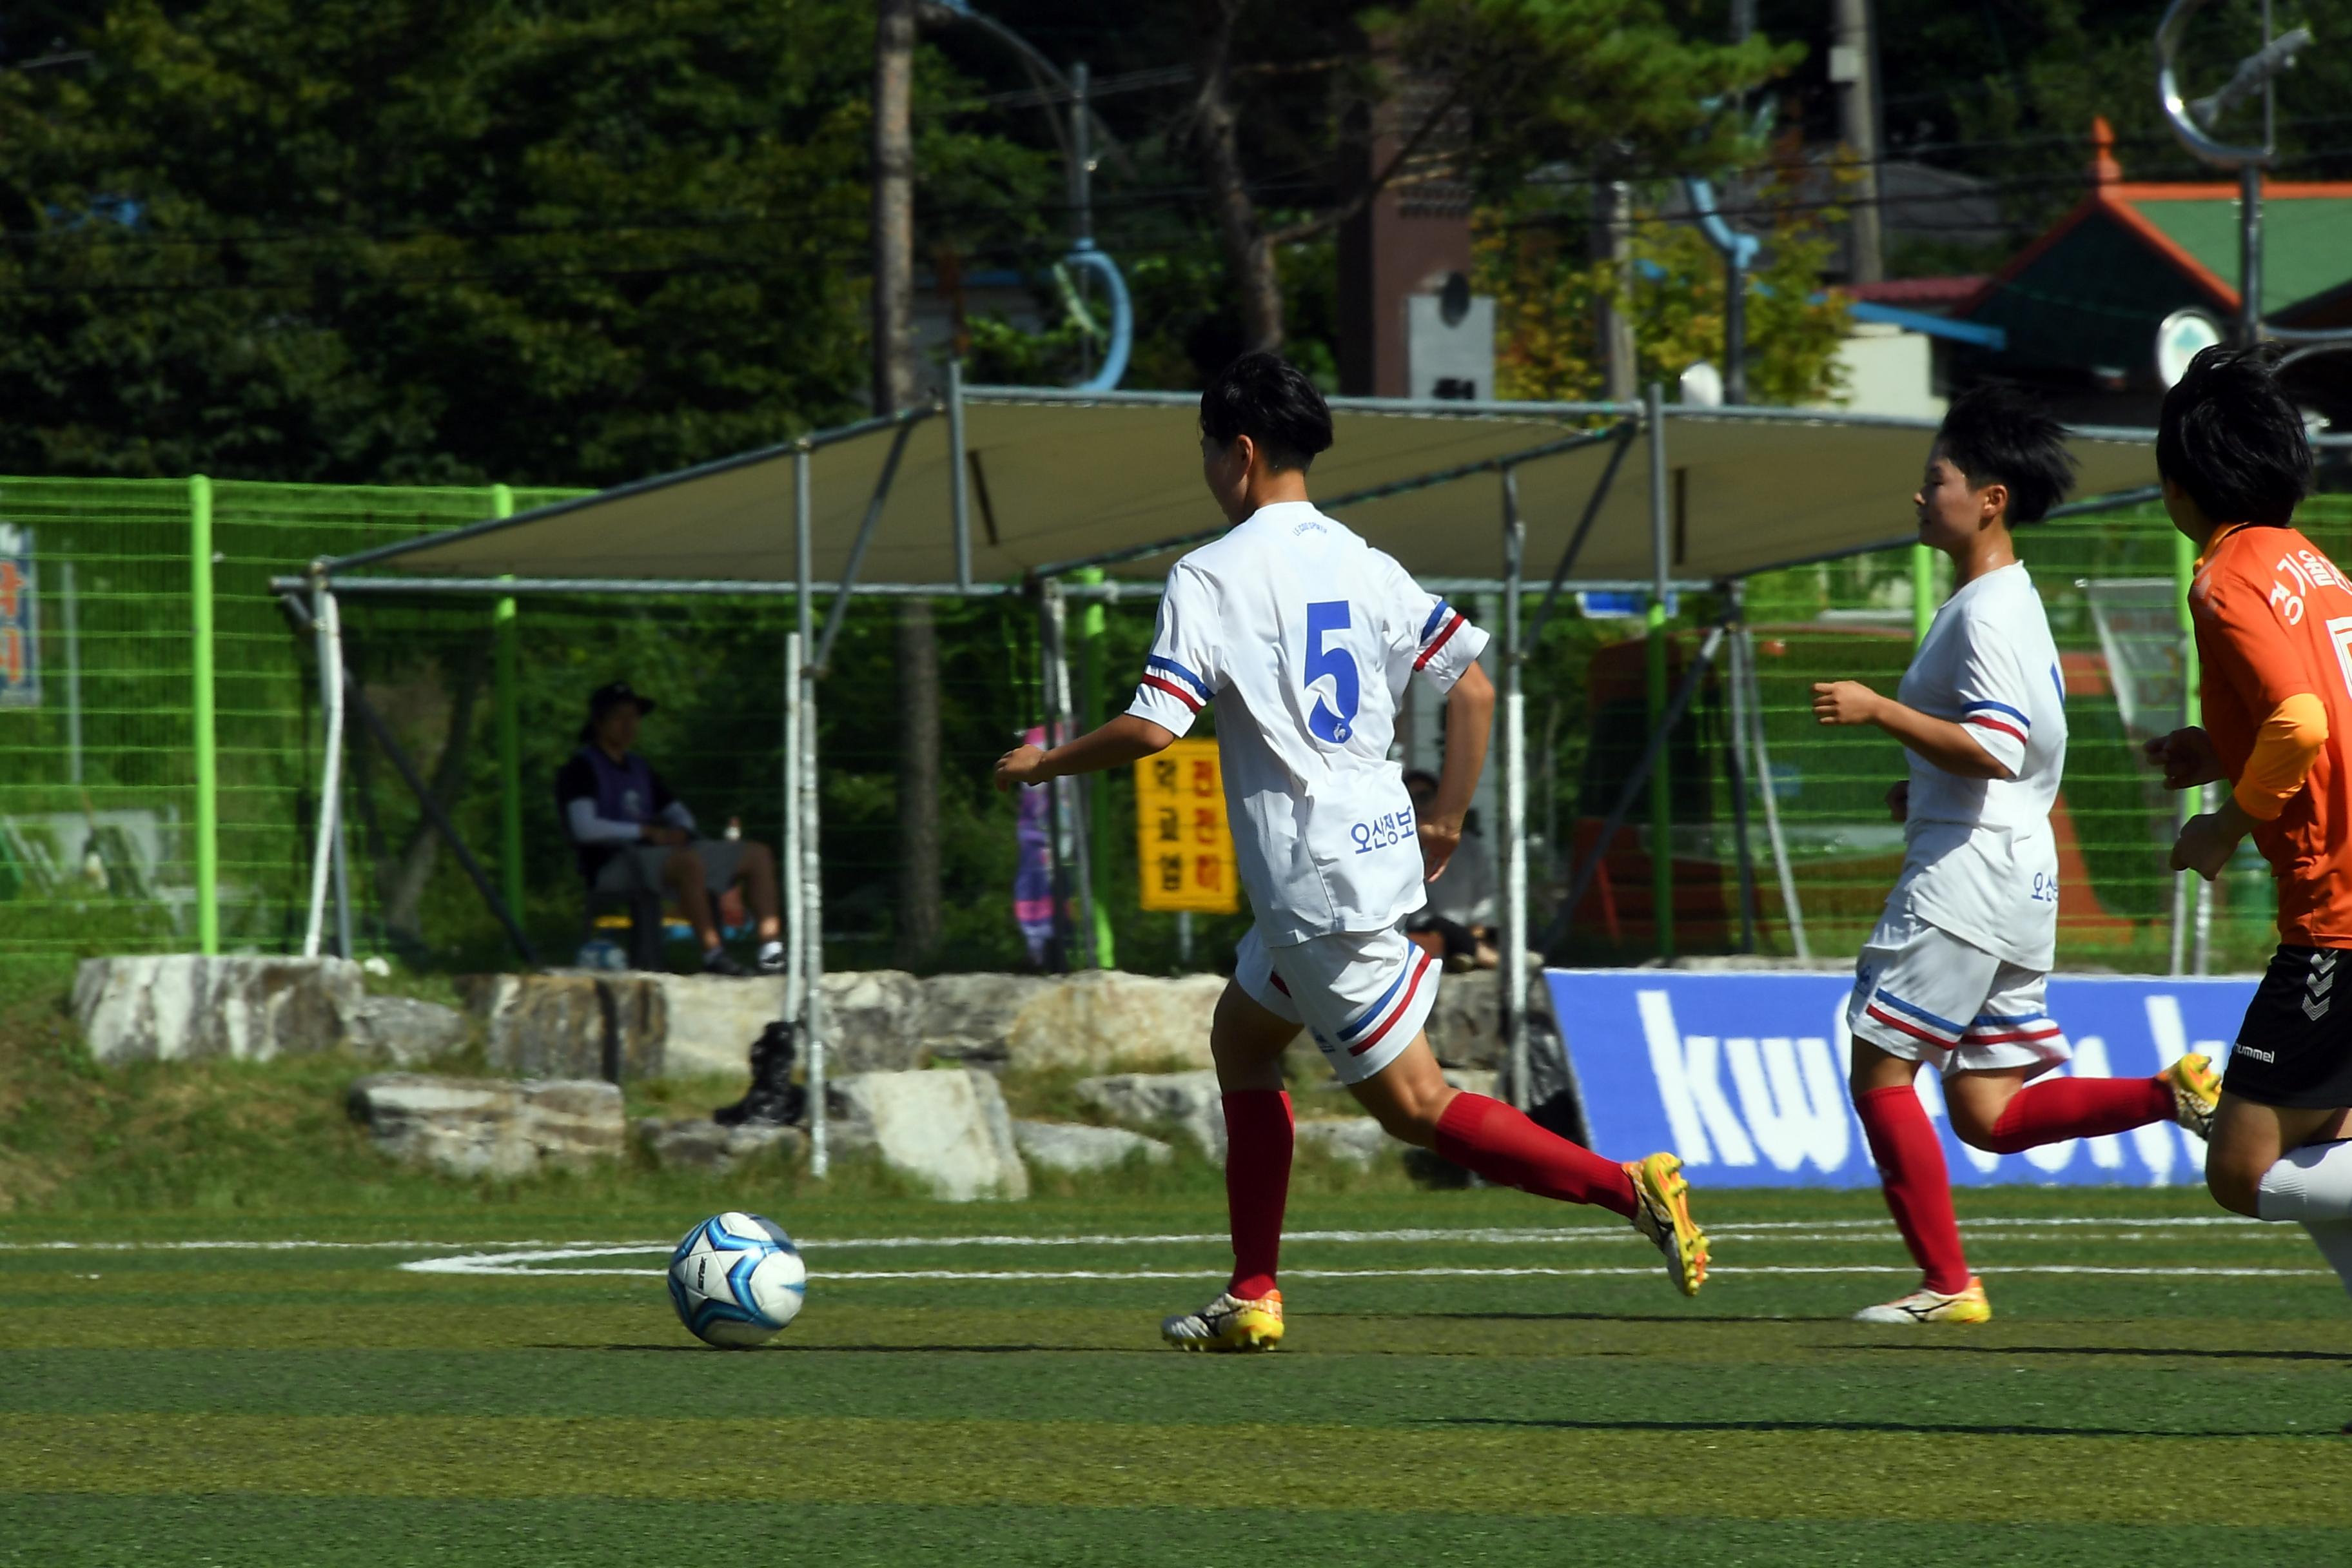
[2191,524,2352,947]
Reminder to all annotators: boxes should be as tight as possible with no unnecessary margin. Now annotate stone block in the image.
[1012,1119,1171,1175]
[827,1069,1028,1201]
[1295,1117,1393,1167]
[1004,970,1222,1073]
[819,970,928,1073]
[649,974,789,1079]
[75,955,364,1064]
[348,1073,624,1179]
[348,995,469,1067]
[1073,1070,1226,1159]
[462,972,667,1081]
[915,972,1053,1064]
[637,1117,805,1173]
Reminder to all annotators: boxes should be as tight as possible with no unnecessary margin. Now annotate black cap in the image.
[587,681,656,720]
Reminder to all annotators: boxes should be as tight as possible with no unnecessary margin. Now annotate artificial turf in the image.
[2,1184,2346,1565]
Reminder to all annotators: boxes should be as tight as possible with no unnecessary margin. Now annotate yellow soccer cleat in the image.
[1161,1288,1284,1352]
[1853,1275,1993,1324]
[2160,1052,2222,1142]
[1625,1152,1709,1297]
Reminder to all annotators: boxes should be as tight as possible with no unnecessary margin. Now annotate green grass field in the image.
[3,1184,2349,1566]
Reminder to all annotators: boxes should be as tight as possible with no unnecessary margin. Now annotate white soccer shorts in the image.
[1235,923,1438,1086]
[1845,906,2072,1077]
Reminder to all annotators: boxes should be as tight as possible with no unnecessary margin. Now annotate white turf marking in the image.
[8,1213,2278,1259]
[400,1255,2337,1282]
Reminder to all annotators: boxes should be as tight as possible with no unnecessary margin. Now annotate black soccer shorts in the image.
[2226,945,2352,1108]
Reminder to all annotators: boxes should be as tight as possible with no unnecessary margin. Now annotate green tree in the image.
[0,0,1052,486]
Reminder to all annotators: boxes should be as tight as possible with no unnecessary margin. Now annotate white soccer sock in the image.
[2255,1139,2352,1222]
[758,939,783,962]
[2302,1218,2352,1297]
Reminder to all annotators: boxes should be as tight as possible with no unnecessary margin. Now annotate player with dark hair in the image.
[2142,345,2352,1309]
[1815,383,2220,1324]
[995,352,1709,1350]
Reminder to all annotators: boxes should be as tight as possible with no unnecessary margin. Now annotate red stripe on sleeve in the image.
[1413,613,1465,671]
[1967,715,2026,743]
[1139,674,1203,712]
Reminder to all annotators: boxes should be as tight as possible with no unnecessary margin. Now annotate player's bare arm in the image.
[1418,662,1493,883]
[1810,680,2012,779]
[994,714,1175,792]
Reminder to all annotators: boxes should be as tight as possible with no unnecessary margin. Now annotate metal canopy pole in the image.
[1645,384,1674,961]
[783,629,805,1026]
[814,420,916,672]
[1738,622,1809,961]
[1721,582,1759,954]
[1499,468,1531,1108]
[1037,578,1083,971]
[948,358,973,591]
[302,578,345,959]
[1521,421,1637,654]
[795,446,828,1177]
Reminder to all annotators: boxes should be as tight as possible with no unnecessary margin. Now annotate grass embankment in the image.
[0,975,1413,1217]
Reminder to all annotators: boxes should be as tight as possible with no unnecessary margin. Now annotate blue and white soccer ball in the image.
[666,1211,807,1347]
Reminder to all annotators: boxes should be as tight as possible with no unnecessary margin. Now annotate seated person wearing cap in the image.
[1402,767,1500,972]
[558,681,784,976]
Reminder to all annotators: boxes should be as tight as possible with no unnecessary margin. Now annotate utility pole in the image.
[872,0,941,966]
[1594,176,1638,400]
[1830,0,1884,285]
[872,0,919,413]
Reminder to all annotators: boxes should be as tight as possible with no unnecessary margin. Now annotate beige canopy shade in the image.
[322,387,2161,591]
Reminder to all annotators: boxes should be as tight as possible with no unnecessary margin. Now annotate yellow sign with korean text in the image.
[1133,740,1239,914]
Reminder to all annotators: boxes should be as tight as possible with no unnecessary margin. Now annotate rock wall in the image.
[348,1074,623,1179]
[75,956,468,1068]
[457,966,1240,1084]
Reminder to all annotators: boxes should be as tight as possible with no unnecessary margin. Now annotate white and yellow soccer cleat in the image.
[1852,1275,1993,1325]
[2160,1052,2222,1142]
[1161,1288,1284,1352]
[1625,1152,1709,1297]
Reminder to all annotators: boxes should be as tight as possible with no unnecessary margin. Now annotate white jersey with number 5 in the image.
[1124,500,1490,943]
[1890,559,2068,971]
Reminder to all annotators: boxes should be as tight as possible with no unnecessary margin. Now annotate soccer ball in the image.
[666,1211,807,1347]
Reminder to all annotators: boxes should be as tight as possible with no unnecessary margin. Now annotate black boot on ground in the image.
[713,1020,806,1127]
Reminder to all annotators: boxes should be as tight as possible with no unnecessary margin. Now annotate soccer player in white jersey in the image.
[994,354,1708,1350]
[1813,384,2220,1324]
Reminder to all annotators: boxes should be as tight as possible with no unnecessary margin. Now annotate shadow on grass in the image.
[544,1343,1147,1355]
[1432,1414,2334,1438]
[1840,1342,2352,1364]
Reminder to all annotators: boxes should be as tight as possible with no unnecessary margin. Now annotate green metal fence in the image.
[0,475,2342,980]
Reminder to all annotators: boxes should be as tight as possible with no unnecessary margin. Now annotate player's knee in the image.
[1946,1104,2005,1152]
[740,839,772,871]
[2204,1150,2267,1217]
[1364,1081,1454,1151]
[660,849,698,883]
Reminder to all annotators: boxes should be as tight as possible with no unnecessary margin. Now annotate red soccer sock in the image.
[1854,1084,1971,1295]
[1222,1090,1293,1300]
[1981,1075,2175,1155]
[1433,1093,1638,1218]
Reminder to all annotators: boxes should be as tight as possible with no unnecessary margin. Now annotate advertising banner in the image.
[1133,739,1239,914]
[0,523,36,709]
[1547,968,2254,1188]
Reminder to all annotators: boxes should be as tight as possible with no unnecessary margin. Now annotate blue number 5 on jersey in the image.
[1304,600,1360,743]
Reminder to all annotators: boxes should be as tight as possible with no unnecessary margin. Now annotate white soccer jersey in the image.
[1888,560,2068,971]
[1125,500,1490,943]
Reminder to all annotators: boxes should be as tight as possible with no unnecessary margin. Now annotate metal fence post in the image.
[190,475,219,956]
[1644,384,1673,960]
[2170,529,2199,975]
[794,445,828,1177]
[1912,543,1935,646]
[491,484,524,934]
[1500,468,1530,1107]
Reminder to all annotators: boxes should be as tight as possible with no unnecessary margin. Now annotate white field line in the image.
[7,1215,2282,1258]
[402,1256,2336,1282]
